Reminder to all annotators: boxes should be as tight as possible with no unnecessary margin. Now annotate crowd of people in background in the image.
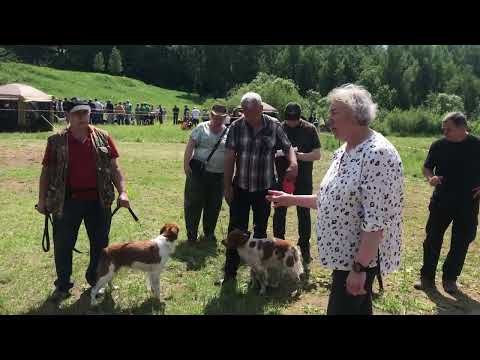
[48,97,322,130]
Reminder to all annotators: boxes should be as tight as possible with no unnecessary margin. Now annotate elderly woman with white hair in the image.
[267,84,404,315]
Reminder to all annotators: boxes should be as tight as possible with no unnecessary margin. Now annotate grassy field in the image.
[0,62,208,109]
[0,124,479,315]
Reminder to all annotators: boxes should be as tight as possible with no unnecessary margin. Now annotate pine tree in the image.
[108,47,123,74]
[92,51,105,72]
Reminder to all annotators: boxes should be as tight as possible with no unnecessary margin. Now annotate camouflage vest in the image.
[45,126,115,217]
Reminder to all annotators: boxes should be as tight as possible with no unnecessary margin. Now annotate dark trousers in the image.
[273,180,312,250]
[327,267,378,315]
[52,199,112,291]
[173,113,179,124]
[184,171,224,241]
[224,186,271,277]
[420,200,479,282]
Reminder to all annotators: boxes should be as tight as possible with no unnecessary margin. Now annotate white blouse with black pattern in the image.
[316,131,404,275]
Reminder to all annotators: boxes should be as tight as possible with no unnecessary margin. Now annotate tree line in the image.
[2,45,480,117]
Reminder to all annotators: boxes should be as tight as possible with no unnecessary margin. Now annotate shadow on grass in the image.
[23,288,165,315]
[202,274,310,315]
[423,287,480,315]
[171,239,219,271]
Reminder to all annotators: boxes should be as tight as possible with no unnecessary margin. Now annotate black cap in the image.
[285,102,301,117]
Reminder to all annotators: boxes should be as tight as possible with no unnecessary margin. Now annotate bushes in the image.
[226,73,306,118]
[372,108,442,136]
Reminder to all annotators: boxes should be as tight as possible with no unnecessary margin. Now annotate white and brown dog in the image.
[223,229,304,294]
[90,223,180,306]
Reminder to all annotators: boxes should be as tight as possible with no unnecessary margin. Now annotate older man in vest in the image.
[36,99,130,301]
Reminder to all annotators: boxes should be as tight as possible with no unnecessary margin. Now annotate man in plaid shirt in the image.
[218,92,298,285]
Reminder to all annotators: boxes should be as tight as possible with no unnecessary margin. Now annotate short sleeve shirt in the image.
[424,134,480,206]
[225,114,292,192]
[316,131,404,275]
[190,122,228,174]
[275,120,321,185]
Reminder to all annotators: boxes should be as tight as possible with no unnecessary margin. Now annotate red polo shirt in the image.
[42,127,119,200]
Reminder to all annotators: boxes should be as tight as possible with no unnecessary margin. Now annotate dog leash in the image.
[111,205,139,222]
[36,205,83,254]
[37,204,139,255]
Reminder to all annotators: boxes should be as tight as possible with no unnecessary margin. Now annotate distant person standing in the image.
[173,105,180,125]
[415,112,480,294]
[88,99,95,124]
[106,100,114,124]
[191,106,201,126]
[162,108,167,124]
[135,104,140,125]
[184,105,189,119]
[158,105,163,124]
[124,100,132,125]
[114,102,125,125]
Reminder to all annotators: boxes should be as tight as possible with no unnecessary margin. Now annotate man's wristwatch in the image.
[352,261,369,273]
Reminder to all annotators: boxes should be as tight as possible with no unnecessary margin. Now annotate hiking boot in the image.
[413,277,435,291]
[442,280,459,295]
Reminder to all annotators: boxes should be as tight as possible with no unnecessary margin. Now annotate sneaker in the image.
[413,277,435,291]
[442,280,459,295]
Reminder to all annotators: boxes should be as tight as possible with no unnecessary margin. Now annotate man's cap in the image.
[285,102,302,117]
[63,99,91,113]
[211,104,227,117]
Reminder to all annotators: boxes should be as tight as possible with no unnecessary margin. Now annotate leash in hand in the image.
[111,205,139,222]
[36,204,83,254]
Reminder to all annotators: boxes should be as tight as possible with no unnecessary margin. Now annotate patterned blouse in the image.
[316,131,404,275]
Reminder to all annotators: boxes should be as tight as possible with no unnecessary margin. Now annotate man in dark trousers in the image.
[414,112,480,294]
[173,105,180,125]
[36,99,130,302]
[217,92,298,286]
[273,102,321,265]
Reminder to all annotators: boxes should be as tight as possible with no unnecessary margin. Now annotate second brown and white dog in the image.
[223,229,304,294]
[90,223,180,306]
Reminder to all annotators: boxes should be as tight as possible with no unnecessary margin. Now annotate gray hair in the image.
[240,92,263,108]
[327,84,378,126]
[442,111,467,127]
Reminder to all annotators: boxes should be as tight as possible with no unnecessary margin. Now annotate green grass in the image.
[0,62,210,109]
[0,126,479,315]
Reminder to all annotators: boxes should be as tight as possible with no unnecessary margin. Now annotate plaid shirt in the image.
[226,114,292,192]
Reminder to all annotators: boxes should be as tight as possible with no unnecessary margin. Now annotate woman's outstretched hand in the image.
[266,190,293,208]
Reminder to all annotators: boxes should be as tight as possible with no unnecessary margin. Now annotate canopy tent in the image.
[261,102,278,114]
[0,83,53,132]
